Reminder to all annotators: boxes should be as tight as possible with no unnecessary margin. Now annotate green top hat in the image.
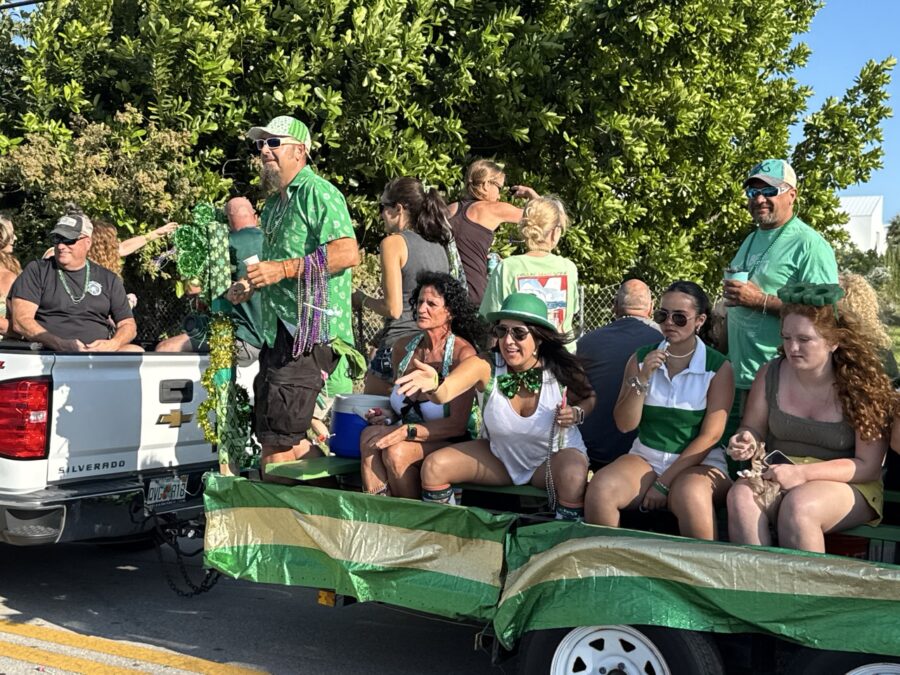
[486,292,557,331]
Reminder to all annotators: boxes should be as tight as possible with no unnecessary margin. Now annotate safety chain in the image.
[151,511,220,598]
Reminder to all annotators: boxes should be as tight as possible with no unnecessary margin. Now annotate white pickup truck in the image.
[0,341,247,546]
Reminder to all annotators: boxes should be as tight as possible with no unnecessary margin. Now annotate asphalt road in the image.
[0,540,506,674]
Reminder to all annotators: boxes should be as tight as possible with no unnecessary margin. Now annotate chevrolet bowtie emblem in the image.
[157,409,193,428]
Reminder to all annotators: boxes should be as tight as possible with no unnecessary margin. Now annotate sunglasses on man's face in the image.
[491,324,532,341]
[253,137,300,152]
[51,235,84,247]
[653,309,694,327]
[379,202,396,213]
[745,185,790,200]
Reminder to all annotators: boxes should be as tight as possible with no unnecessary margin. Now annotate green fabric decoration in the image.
[196,314,257,468]
[330,337,367,381]
[497,367,543,399]
[175,202,230,304]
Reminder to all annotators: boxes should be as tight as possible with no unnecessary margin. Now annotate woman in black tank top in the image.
[446,159,538,305]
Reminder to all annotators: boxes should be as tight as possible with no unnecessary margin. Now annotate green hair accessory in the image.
[777,282,845,319]
[776,283,844,306]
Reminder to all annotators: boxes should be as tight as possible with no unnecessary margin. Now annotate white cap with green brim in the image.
[247,116,312,152]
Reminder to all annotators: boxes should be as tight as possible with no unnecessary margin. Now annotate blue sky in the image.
[793,0,899,221]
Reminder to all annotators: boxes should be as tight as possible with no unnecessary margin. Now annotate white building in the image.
[838,195,886,254]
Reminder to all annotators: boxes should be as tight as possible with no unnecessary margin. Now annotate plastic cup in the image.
[243,255,260,265]
[724,270,749,282]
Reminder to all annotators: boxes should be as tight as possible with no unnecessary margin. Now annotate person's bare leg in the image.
[260,440,322,484]
[118,343,145,352]
[777,481,876,552]
[155,333,192,352]
[669,465,732,540]
[420,440,511,502]
[383,440,445,498]
[727,479,773,546]
[531,448,589,515]
[359,426,391,494]
[583,454,655,527]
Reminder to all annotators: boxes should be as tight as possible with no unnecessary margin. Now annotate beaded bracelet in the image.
[652,480,669,497]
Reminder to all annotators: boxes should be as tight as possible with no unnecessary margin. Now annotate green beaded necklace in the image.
[58,260,91,305]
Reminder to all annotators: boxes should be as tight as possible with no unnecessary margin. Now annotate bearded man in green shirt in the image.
[239,116,360,480]
[722,158,837,436]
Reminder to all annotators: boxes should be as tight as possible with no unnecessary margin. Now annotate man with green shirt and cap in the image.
[239,115,360,480]
[722,158,837,432]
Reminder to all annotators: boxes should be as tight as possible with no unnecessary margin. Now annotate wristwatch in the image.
[628,376,650,396]
[406,423,418,441]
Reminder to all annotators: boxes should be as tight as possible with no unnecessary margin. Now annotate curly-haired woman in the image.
[447,160,538,305]
[838,272,899,385]
[727,284,895,552]
[359,272,484,498]
[479,196,578,343]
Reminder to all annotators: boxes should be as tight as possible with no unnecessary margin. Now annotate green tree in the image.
[886,212,900,248]
[0,0,894,291]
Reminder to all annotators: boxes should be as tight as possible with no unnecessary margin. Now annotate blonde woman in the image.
[479,196,578,342]
[838,272,898,384]
[447,159,538,304]
[0,216,22,335]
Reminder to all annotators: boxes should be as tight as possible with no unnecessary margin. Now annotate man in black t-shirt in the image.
[9,214,139,352]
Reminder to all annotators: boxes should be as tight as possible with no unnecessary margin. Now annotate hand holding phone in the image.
[764,450,794,466]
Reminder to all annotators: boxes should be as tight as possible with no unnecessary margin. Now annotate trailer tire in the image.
[787,648,900,675]
[517,624,724,675]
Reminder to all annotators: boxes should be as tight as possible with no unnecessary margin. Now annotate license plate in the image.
[146,476,188,506]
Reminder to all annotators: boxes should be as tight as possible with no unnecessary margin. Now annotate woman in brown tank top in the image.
[447,159,538,305]
[726,286,895,552]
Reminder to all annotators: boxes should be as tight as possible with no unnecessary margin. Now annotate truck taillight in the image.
[0,377,51,459]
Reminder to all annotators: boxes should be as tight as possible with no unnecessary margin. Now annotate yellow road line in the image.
[0,636,143,674]
[0,620,262,674]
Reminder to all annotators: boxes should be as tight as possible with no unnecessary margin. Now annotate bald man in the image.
[156,197,264,364]
[576,279,662,466]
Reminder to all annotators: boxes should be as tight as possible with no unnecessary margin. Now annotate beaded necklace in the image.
[292,246,331,357]
[58,261,91,305]
[262,194,291,239]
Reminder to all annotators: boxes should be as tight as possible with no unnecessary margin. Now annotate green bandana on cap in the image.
[246,115,312,151]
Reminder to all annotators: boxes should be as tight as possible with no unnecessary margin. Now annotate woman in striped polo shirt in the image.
[584,281,735,540]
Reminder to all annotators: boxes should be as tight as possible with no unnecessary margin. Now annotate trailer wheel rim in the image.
[549,625,670,675]
[846,665,900,675]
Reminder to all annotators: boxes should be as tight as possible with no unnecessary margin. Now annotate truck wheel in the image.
[518,625,724,675]
[787,648,900,675]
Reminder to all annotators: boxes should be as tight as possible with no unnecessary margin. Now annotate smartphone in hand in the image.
[764,450,794,466]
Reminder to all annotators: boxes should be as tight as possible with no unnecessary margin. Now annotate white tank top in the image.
[482,363,587,484]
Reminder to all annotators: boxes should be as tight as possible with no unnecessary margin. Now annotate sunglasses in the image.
[253,137,301,151]
[491,324,532,341]
[379,202,396,213]
[745,185,790,200]
[51,235,84,246]
[488,179,506,191]
[653,309,694,327]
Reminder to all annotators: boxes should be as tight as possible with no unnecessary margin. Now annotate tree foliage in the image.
[0,0,894,289]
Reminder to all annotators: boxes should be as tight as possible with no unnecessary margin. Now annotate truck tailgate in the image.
[48,354,214,483]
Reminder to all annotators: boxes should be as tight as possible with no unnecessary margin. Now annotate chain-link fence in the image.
[132,281,624,350]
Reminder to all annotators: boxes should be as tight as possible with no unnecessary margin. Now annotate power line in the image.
[0,0,47,10]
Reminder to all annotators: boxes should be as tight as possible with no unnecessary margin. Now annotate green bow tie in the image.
[497,367,543,398]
